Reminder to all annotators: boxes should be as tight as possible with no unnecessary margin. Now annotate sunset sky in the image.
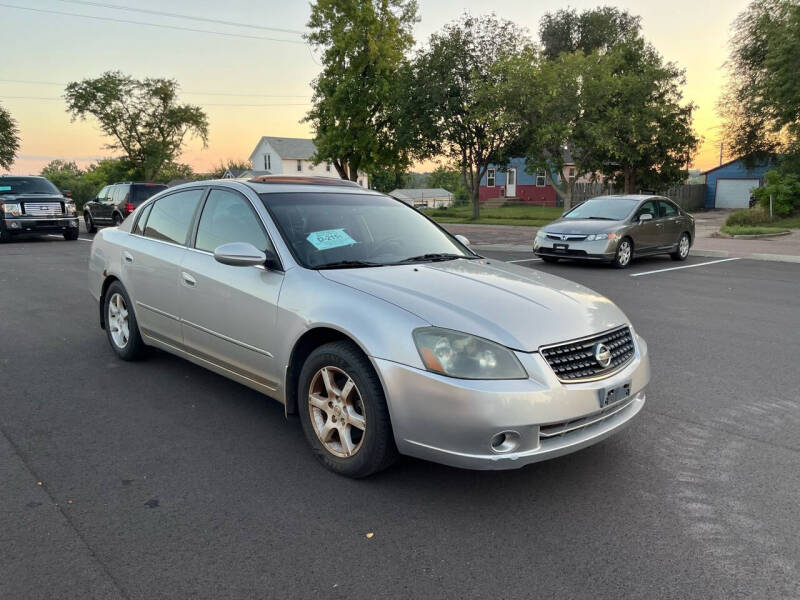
[1,0,751,176]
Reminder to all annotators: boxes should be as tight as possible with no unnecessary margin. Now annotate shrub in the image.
[726,207,770,226]
[752,169,800,217]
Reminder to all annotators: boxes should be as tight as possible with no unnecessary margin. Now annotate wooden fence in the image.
[571,183,706,211]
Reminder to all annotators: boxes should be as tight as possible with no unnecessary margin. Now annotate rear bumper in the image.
[376,333,650,470]
[2,216,79,233]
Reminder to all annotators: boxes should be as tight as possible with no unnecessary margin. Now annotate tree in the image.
[0,103,20,171]
[752,169,800,216]
[411,13,530,218]
[40,160,97,211]
[720,0,800,162]
[369,167,408,193]
[211,159,252,179]
[539,7,641,60]
[304,0,418,181]
[64,71,208,181]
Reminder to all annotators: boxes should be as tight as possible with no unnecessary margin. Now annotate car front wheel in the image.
[613,238,633,269]
[104,281,146,360]
[298,341,397,478]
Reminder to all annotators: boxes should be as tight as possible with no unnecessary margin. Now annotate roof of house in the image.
[701,154,778,176]
[250,136,317,161]
[223,168,249,178]
[389,188,453,199]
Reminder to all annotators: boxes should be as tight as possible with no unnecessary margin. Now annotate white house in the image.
[390,188,454,209]
[247,136,369,187]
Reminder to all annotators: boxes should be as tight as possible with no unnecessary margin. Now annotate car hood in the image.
[543,219,624,234]
[320,258,629,352]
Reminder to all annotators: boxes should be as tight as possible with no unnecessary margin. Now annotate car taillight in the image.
[125,202,134,213]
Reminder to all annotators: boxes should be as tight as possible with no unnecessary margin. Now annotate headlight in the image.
[413,327,528,379]
[64,202,77,215]
[0,202,21,216]
[586,233,616,241]
[535,230,546,239]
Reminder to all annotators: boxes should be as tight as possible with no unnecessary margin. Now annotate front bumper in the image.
[2,216,79,234]
[534,236,618,261]
[376,333,650,470]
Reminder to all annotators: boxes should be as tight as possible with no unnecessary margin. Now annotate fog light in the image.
[8,221,20,229]
[490,430,521,453]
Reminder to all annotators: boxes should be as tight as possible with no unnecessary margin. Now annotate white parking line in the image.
[630,258,740,277]
[507,258,542,263]
[44,234,93,242]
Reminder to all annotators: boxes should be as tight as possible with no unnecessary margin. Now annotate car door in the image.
[629,200,660,253]
[658,199,682,248]
[99,185,118,222]
[88,186,108,220]
[122,188,206,347]
[179,187,285,391]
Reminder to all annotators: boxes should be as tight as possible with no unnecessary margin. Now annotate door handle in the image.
[182,272,196,287]
[123,251,134,263]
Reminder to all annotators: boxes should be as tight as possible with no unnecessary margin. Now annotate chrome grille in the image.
[539,394,638,439]
[546,233,587,241]
[540,326,635,382]
[23,202,63,216]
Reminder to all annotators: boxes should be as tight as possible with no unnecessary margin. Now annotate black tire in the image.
[541,255,560,263]
[298,341,397,478]
[84,212,97,233]
[0,227,11,243]
[103,281,147,361]
[112,212,122,227]
[670,232,691,261]
[613,237,633,269]
[64,228,79,241]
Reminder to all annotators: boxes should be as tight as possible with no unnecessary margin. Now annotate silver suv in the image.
[89,176,650,477]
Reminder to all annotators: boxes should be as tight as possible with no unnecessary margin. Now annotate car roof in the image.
[161,175,380,197]
[589,194,666,202]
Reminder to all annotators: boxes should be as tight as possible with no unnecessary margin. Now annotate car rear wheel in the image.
[671,233,690,261]
[104,281,146,360]
[84,212,97,233]
[112,213,122,227]
[613,238,633,269]
[298,341,397,478]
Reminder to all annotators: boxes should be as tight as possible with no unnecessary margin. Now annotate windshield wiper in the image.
[585,216,616,220]
[395,253,474,264]
[315,260,384,270]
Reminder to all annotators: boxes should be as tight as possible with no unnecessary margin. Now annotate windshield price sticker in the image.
[0,186,11,191]
[307,228,356,251]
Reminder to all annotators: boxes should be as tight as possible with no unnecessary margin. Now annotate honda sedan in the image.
[89,177,650,477]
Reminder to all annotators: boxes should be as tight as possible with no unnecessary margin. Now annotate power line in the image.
[55,0,305,36]
[0,79,311,98]
[0,3,307,45]
[0,95,310,107]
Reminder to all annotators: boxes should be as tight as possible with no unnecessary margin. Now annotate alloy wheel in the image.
[307,366,366,458]
[679,234,690,259]
[617,240,632,267]
[108,292,130,349]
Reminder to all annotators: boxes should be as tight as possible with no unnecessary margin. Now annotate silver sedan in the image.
[89,177,650,477]
[534,195,696,268]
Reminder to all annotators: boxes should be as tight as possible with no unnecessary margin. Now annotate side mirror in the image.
[62,190,72,198]
[638,213,653,223]
[213,242,267,267]
[455,234,471,247]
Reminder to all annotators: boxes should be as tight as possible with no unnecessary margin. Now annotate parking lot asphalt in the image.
[1,232,799,600]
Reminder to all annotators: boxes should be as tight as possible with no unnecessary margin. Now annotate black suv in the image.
[0,176,80,242]
[84,182,167,232]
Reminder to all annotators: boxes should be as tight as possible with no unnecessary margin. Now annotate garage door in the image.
[716,179,759,208]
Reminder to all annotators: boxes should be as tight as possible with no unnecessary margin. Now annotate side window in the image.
[659,200,678,217]
[144,189,204,245]
[487,168,496,187]
[132,202,153,235]
[105,185,118,203]
[195,189,270,253]
[97,185,109,201]
[118,185,131,205]
[636,200,657,219]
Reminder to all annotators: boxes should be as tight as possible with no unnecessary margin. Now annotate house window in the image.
[264,154,272,170]
[297,160,302,172]
[326,162,331,172]
[536,169,547,187]
[358,179,363,187]
[569,167,576,185]
[487,168,496,187]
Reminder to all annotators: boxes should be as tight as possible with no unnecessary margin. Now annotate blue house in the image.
[703,156,777,209]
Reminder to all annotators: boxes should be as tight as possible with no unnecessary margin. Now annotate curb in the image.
[690,249,730,258]
[732,231,791,239]
[749,253,800,264]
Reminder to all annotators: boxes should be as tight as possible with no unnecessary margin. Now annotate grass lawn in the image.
[720,225,791,236]
[425,204,563,227]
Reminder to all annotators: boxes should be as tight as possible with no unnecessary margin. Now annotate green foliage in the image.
[725,207,772,226]
[410,13,531,218]
[427,164,468,205]
[720,225,788,235]
[539,7,641,60]
[368,167,408,193]
[752,169,800,216]
[720,0,800,161]
[424,204,562,226]
[0,103,20,170]
[155,161,196,184]
[64,71,208,181]
[304,0,418,181]
[210,159,252,179]
[40,160,97,211]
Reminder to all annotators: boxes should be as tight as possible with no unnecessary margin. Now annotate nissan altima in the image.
[88,176,650,477]
[534,195,695,268]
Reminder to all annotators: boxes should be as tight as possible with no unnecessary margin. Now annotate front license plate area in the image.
[599,380,632,408]
[553,243,569,252]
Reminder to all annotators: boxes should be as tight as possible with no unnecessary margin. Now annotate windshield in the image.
[0,177,60,195]
[260,192,475,268]
[562,197,638,221]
